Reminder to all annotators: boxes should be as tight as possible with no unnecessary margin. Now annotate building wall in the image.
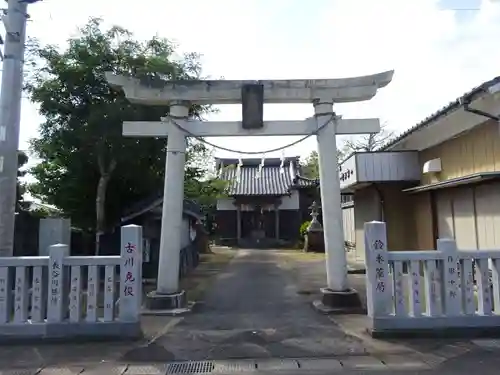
[421,182,500,251]
[216,191,300,211]
[38,218,71,256]
[279,210,302,241]
[474,182,500,249]
[352,183,428,257]
[347,105,500,254]
[411,192,435,250]
[217,198,235,210]
[353,186,382,261]
[215,210,237,239]
[215,191,305,244]
[419,119,498,185]
[281,190,300,209]
[379,184,417,251]
[407,118,500,252]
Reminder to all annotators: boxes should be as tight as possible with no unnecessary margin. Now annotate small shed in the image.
[101,196,204,280]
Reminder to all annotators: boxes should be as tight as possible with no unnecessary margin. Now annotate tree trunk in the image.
[95,174,110,255]
[95,157,117,255]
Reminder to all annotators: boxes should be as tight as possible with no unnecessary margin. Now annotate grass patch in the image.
[179,248,236,302]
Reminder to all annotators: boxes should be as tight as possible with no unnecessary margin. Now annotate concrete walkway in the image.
[127,249,368,361]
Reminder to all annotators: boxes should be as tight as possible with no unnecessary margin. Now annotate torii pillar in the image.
[106,71,394,312]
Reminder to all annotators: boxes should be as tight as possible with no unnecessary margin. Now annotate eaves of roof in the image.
[291,174,320,189]
[379,75,500,152]
[120,196,203,224]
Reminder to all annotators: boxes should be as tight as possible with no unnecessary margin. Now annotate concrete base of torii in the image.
[143,290,190,315]
[312,289,364,315]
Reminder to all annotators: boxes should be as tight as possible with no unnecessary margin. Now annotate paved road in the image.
[124,249,368,361]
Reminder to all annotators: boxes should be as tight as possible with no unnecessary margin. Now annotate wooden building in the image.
[101,197,204,279]
[215,157,318,247]
[341,75,500,262]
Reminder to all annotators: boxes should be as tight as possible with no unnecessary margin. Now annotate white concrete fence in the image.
[0,225,143,340]
[365,221,500,335]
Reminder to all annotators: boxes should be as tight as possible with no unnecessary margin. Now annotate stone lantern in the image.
[304,201,325,252]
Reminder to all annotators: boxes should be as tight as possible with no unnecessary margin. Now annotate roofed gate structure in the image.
[106,70,394,314]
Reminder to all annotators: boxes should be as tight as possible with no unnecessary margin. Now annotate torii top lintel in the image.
[104,70,394,105]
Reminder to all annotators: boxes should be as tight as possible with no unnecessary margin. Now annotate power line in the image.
[165,113,336,155]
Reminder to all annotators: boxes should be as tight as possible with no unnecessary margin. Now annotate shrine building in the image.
[214,156,319,248]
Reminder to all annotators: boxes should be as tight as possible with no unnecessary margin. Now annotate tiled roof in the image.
[120,195,203,223]
[292,175,320,189]
[217,157,301,196]
[380,75,500,151]
[221,165,292,196]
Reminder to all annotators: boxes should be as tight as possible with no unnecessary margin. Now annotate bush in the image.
[299,221,311,238]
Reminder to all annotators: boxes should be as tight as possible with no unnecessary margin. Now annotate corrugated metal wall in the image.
[435,182,500,251]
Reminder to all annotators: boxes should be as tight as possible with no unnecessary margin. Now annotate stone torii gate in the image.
[106,71,394,312]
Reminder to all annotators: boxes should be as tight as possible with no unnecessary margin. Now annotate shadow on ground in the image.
[0,342,134,369]
[1,249,483,369]
[122,249,368,362]
[276,255,486,359]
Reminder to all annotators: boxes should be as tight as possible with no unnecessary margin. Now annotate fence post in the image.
[119,225,143,322]
[438,238,461,316]
[47,244,69,322]
[0,266,12,323]
[364,221,391,317]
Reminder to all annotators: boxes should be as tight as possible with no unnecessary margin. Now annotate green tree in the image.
[25,18,224,253]
[184,143,228,211]
[301,145,351,179]
[301,151,319,179]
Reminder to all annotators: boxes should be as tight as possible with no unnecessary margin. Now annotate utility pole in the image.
[0,0,36,257]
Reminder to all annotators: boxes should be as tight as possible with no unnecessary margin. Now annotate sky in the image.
[8,0,500,166]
